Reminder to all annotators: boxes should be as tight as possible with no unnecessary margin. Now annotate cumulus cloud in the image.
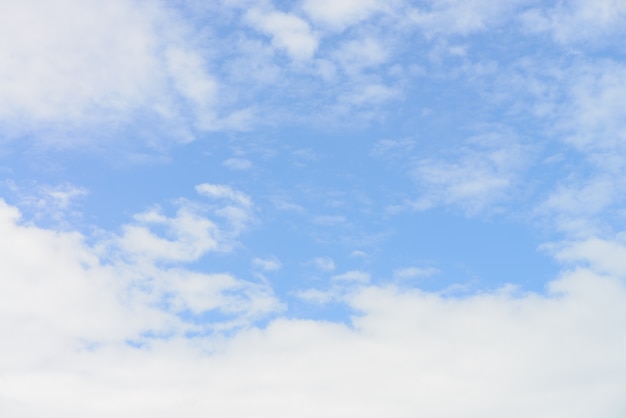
[2,242,626,417]
[546,236,626,278]
[0,182,279,362]
[0,0,244,145]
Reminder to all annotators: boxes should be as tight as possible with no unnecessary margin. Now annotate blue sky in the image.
[2,0,626,416]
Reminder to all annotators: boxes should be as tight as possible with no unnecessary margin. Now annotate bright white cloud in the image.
[2,245,626,416]
[115,184,253,263]
[0,0,161,124]
[0,0,242,144]
[0,192,279,366]
[118,205,220,263]
[547,236,626,278]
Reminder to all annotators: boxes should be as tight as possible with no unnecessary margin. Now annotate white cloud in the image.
[350,250,368,258]
[338,83,399,107]
[223,157,253,171]
[560,62,626,155]
[5,182,88,226]
[538,176,617,237]
[252,256,282,272]
[2,250,626,416]
[300,0,389,31]
[118,205,220,263]
[195,183,252,208]
[371,138,415,156]
[0,0,162,125]
[0,0,249,144]
[531,62,626,237]
[407,133,528,214]
[522,0,626,43]
[334,37,389,73]
[310,256,336,272]
[0,188,280,353]
[332,270,370,283]
[165,46,219,131]
[407,0,530,36]
[313,215,347,225]
[245,8,318,61]
[114,184,254,263]
[546,236,626,278]
[393,266,438,280]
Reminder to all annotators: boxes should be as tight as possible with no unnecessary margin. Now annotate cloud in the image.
[406,132,529,214]
[522,0,626,43]
[350,250,367,257]
[2,248,626,416]
[0,0,244,145]
[223,157,253,171]
[4,181,88,227]
[332,270,370,283]
[118,205,221,263]
[537,176,617,237]
[392,266,438,280]
[334,37,389,73]
[338,83,399,108]
[0,186,280,358]
[114,184,254,263]
[245,8,318,61]
[300,0,389,31]
[560,62,626,155]
[252,256,282,272]
[546,236,626,278]
[313,215,347,226]
[310,256,336,272]
[371,138,415,156]
[195,183,253,208]
[407,0,530,36]
[531,61,626,237]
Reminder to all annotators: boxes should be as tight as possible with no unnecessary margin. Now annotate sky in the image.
[1,0,626,416]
